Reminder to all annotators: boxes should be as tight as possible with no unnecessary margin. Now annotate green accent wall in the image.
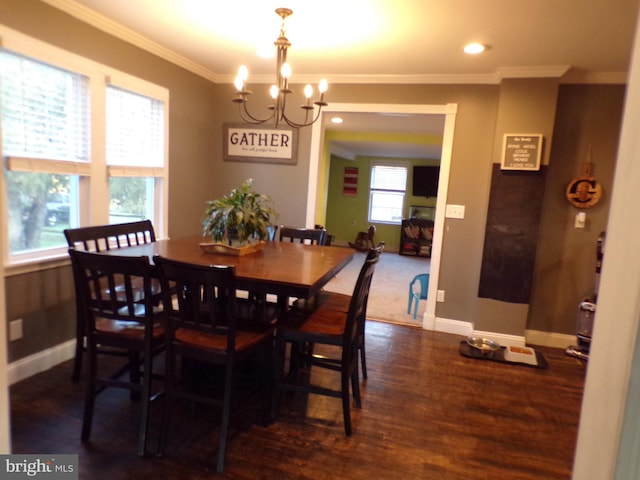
[325,154,439,252]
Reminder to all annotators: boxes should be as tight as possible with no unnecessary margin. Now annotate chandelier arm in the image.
[238,101,277,125]
[281,105,324,129]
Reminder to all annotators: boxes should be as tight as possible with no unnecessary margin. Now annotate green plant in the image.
[202,179,278,245]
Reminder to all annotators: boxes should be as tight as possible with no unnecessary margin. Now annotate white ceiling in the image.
[45,0,639,159]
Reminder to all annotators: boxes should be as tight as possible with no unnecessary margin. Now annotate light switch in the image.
[575,211,586,229]
[445,204,465,219]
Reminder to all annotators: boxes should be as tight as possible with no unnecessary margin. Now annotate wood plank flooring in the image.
[9,321,586,479]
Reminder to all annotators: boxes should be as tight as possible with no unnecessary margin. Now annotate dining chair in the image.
[65,220,157,382]
[290,242,384,381]
[271,245,381,436]
[279,225,326,245]
[266,224,278,241]
[68,248,165,457]
[274,225,327,310]
[154,255,277,473]
[407,273,430,320]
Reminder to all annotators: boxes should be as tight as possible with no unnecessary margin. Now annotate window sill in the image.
[4,253,70,277]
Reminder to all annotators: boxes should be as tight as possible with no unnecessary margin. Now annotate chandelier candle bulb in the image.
[304,84,313,99]
[303,84,314,107]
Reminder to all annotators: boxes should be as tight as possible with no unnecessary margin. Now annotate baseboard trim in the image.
[525,329,576,349]
[473,329,526,347]
[434,317,473,336]
[430,317,575,350]
[8,339,75,385]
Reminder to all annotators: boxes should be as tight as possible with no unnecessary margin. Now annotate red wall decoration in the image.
[343,167,358,196]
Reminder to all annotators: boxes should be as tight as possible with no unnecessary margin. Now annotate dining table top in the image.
[102,235,355,300]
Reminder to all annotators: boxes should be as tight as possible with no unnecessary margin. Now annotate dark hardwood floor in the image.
[10,321,586,479]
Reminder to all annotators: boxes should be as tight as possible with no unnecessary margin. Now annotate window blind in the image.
[371,165,407,192]
[106,86,164,168]
[0,51,89,162]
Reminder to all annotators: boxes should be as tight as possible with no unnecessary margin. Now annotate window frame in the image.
[368,162,409,225]
[0,25,169,273]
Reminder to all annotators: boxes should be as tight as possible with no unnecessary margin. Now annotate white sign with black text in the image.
[223,123,298,164]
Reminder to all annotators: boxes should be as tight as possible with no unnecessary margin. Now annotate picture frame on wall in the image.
[501,134,543,171]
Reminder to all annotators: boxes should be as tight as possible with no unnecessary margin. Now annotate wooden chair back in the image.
[64,220,156,382]
[154,256,240,358]
[64,220,156,252]
[279,226,326,245]
[69,249,156,334]
[345,245,382,357]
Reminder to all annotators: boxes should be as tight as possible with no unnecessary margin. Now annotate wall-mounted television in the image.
[412,166,440,197]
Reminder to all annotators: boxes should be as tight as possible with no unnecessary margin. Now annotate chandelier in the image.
[232,8,328,128]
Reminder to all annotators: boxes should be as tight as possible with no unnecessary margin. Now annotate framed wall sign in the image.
[501,134,543,171]
[223,123,298,165]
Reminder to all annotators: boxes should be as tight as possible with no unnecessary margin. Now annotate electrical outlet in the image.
[437,290,445,302]
[9,319,23,341]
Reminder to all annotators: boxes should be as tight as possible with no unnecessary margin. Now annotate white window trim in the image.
[0,24,169,274]
[368,161,409,225]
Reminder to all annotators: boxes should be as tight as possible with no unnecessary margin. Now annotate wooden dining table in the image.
[101,235,355,302]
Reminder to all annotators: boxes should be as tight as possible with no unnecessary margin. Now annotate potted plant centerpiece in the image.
[201,178,278,255]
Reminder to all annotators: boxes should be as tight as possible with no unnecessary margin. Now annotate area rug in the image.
[323,250,430,327]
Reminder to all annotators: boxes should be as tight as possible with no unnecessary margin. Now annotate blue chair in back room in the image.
[407,273,430,320]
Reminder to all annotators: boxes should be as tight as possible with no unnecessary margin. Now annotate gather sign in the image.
[223,123,298,164]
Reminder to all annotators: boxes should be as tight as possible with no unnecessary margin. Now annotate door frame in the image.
[306,102,457,330]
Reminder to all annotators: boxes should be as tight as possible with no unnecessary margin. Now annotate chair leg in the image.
[157,348,176,457]
[129,351,141,401]
[216,364,234,473]
[81,341,97,443]
[271,334,286,422]
[136,347,154,456]
[351,361,362,409]
[72,317,84,383]
[341,367,352,436]
[407,294,413,315]
[413,298,419,320]
[359,337,368,381]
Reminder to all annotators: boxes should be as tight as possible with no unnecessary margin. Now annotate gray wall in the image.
[0,0,624,363]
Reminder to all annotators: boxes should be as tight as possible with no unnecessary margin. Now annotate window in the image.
[0,28,168,267]
[368,164,408,224]
[1,51,88,256]
[106,86,165,224]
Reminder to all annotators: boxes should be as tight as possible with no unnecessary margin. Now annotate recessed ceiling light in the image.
[331,117,344,124]
[463,42,486,54]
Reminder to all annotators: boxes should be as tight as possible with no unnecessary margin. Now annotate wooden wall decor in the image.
[566,159,602,208]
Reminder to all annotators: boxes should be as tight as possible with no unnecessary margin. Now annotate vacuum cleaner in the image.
[566,231,605,361]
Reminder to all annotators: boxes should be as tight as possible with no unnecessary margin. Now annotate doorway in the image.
[306,103,458,330]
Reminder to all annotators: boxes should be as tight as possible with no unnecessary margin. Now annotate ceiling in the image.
[45,0,640,159]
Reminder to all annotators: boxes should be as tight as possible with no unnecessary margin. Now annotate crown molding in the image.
[495,65,571,80]
[560,71,629,85]
[42,0,628,87]
[41,0,223,83]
